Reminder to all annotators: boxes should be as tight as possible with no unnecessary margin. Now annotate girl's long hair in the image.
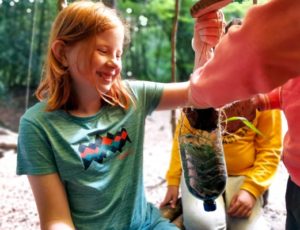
[36,1,134,111]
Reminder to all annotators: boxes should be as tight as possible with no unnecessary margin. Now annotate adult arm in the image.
[253,87,282,111]
[190,0,300,108]
[156,11,223,111]
[28,173,75,230]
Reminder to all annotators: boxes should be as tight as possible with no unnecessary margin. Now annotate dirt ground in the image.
[0,102,288,229]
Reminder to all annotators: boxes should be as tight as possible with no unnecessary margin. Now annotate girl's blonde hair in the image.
[36,1,134,111]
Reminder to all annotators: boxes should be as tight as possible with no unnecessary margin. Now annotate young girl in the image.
[16,1,198,229]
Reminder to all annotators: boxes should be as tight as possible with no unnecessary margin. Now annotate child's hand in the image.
[160,185,179,209]
[227,190,256,218]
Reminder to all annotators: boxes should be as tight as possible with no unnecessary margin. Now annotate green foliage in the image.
[0,0,259,92]
[226,116,264,136]
[0,0,57,90]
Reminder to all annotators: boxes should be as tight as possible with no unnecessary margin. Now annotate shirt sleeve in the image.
[240,110,282,198]
[190,0,300,108]
[127,80,164,115]
[255,87,282,111]
[17,117,58,175]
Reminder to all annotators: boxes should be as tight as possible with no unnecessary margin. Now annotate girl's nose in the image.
[107,58,119,68]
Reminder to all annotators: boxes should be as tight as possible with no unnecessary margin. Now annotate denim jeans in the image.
[142,203,179,230]
[285,177,300,230]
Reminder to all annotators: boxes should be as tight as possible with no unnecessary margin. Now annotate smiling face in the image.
[65,25,124,97]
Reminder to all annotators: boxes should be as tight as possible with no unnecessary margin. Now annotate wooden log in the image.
[0,127,18,151]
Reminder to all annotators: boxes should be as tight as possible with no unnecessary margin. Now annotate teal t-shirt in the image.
[17,81,164,230]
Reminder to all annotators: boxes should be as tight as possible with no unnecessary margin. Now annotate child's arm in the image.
[240,110,282,201]
[160,186,180,209]
[160,116,185,208]
[28,173,75,230]
[228,110,282,217]
[156,81,193,110]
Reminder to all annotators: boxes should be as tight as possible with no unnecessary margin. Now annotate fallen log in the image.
[0,127,18,151]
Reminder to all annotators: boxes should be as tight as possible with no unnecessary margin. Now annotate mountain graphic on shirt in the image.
[78,128,131,169]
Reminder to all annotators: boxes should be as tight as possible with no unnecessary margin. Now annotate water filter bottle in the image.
[180,0,244,211]
[179,108,227,211]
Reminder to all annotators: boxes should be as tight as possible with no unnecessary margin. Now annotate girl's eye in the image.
[98,49,107,54]
[116,53,123,59]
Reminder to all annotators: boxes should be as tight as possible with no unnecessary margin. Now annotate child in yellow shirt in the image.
[160,105,282,230]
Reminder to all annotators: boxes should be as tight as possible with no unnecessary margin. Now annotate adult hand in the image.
[192,10,226,69]
[194,10,225,47]
[160,185,179,209]
[227,190,256,218]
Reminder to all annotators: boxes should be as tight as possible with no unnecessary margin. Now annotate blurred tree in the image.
[102,0,116,8]
[0,0,56,91]
[0,0,256,97]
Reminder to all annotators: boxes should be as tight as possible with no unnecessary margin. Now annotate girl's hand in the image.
[160,185,179,209]
[227,190,256,218]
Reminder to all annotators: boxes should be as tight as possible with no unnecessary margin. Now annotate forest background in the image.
[0,0,266,129]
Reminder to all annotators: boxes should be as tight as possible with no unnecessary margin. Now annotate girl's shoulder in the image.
[21,101,55,124]
[23,102,46,117]
[124,80,164,95]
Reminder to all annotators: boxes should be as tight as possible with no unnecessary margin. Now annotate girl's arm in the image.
[28,173,75,230]
[156,81,194,110]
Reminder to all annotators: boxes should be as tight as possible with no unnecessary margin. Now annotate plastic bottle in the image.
[179,108,227,211]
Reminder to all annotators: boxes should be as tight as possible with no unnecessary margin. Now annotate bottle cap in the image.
[203,199,216,211]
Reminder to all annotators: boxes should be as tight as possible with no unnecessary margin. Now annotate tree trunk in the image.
[57,0,67,11]
[170,0,181,135]
[102,0,117,8]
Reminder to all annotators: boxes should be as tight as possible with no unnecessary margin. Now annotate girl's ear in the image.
[51,40,68,67]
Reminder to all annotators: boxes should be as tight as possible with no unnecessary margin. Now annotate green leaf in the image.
[234,0,245,3]
[226,116,264,136]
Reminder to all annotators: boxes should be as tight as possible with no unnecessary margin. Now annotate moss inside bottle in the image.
[180,108,227,211]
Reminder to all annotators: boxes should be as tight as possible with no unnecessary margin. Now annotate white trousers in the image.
[181,175,270,230]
